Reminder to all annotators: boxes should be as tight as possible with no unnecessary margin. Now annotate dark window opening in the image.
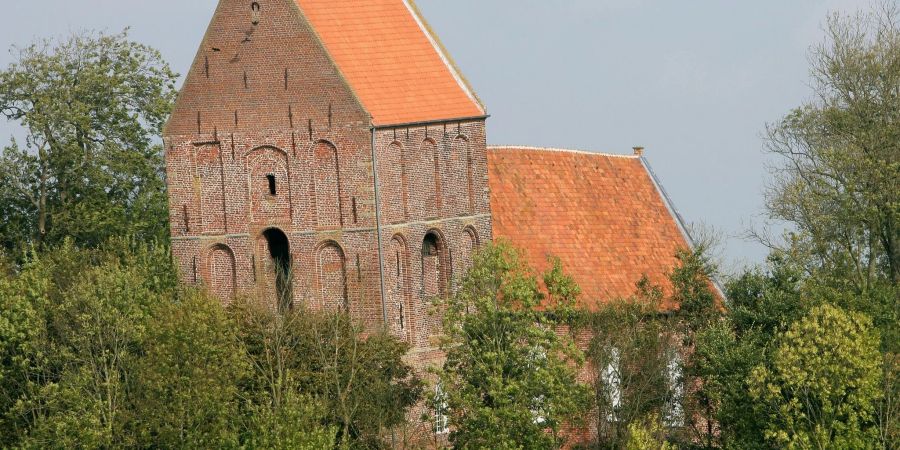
[267,174,277,196]
[399,302,405,331]
[423,233,439,257]
[263,228,292,312]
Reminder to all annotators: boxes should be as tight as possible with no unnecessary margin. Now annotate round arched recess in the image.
[262,227,292,312]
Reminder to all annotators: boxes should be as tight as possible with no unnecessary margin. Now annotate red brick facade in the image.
[165,2,710,447]
[164,0,491,354]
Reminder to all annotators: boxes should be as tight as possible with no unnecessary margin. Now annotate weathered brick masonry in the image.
[165,1,704,444]
[164,0,490,353]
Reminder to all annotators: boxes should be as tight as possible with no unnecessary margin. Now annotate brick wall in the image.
[165,0,493,358]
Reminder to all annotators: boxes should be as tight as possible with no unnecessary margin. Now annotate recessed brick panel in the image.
[316,242,348,310]
[314,141,342,228]
[247,146,291,224]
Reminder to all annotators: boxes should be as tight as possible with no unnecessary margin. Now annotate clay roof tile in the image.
[295,0,484,126]
[487,146,694,310]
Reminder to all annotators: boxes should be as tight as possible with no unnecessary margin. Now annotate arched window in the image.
[262,228,292,312]
[251,2,261,25]
[422,231,450,300]
[317,242,348,311]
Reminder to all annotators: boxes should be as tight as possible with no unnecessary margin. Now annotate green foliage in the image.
[582,294,679,447]
[0,240,342,449]
[131,291,247,448]
[688,254,805,449]
[763,5,900,289]
[0,30,177,254]
[749,304,883,449]
[241,389,336,450]
[438,240,591,449]
[625,415,677,450]
[3,241,176,448]
[669,248,719,338]
[229,298,422,449]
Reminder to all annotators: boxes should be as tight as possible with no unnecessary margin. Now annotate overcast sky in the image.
[0,0,875,271]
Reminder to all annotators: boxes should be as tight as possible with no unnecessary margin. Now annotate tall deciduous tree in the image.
[583,284,680,447]
[437,242,591,449]
[229,298,422,449]
[0,30,177,253]
[763,5,900,289]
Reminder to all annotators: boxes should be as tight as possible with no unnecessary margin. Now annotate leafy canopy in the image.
[437,241,591,449]
[749,304,883,449]
[0,30,177,254]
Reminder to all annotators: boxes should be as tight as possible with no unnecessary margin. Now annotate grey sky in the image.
[0,0,874,271]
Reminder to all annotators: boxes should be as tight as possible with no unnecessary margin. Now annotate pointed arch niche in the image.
[247,146,291,224]
[205,243,236,303]
[314,141,342,228]
[316,241,348,311]
[387,234,413,338]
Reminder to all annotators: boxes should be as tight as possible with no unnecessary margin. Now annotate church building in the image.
[164,0,694,364]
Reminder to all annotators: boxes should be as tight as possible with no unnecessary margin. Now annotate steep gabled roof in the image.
[294,0,485,126]
[487,146,694,310]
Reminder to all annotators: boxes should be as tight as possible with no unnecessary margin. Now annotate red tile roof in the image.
[487,146,693,310]
[295,0,485,126]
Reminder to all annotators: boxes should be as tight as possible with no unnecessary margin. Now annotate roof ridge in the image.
[487,145,639,159]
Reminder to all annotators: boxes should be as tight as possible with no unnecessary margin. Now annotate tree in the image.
[229,298,422,449]
[582,284,680,447]
[0,30,177,254]
[759,7,900,448]
[6,241,176,449]
[625,414,677,450]
[749,304,883,449]
[762,4,900,289]
[131,291,247,448]
[437,241,591,449]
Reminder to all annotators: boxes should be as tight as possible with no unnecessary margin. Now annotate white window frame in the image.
[433,383,449,435]
[602,347,622,422]
[664,350,685,427]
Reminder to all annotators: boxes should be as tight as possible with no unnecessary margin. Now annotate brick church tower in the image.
[164,0,491,351]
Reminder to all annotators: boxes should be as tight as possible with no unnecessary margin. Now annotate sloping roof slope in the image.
[295,0,484,126]
[487,146,692,310]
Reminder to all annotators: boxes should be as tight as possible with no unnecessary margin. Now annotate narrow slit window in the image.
[267,174,277,196]
[251,2,261,25]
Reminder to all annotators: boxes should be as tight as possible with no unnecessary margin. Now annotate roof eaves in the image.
[372,114,489,130]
